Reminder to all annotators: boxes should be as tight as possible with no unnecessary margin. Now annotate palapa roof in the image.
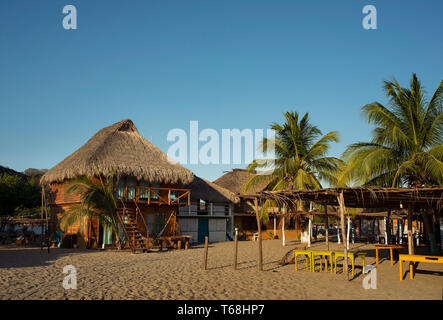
[242,186,443,209]
[41,119,194,185]
[213,168,270,195]
[182,175,240,204]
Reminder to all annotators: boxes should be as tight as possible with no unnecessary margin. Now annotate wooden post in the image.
[203,236,208,270]
[386,209,391,245]
[337,193,349,280]
[234,229,238,270]
[325,205,329,250]
[40,186,44,251]
[407,205,414,255]
[254,197,263,271]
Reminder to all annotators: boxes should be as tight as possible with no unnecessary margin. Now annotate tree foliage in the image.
[0,173,41,216]
[341,74,443,187]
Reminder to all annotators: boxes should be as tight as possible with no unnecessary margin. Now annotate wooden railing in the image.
[133,199,149,241]
[119,186,191,206]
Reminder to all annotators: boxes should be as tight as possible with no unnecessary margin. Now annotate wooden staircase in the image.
[117,205,149,253]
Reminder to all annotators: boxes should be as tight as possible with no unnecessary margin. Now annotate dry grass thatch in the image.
[41,119,194,185]
[212,168,269,195]
[243,186,443,209]
[181,175,240,204]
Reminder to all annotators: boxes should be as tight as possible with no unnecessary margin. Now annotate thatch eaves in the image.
[213,168,269,195]
[182,175,240,204]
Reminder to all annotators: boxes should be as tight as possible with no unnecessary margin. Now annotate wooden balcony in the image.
[119,186,191,206]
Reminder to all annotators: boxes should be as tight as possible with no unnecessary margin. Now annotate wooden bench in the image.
[375,244,405,265]
[399,254,443,280]
[157,235,192,250]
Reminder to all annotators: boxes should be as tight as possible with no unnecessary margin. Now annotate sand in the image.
[0,240,442,300]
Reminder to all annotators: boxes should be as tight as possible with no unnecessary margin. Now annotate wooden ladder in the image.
[117,204,148,253]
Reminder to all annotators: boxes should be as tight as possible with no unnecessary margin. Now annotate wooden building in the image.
[178,175,239,243]
[40,119,194,251]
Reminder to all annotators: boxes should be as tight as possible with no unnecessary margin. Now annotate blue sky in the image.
[1,0,442,181]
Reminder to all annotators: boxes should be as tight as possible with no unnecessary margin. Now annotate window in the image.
[126,177,137,200]
[116,179,125,200]
[198,199,207,214]
[151,183,160,201]
[139,180,150,201]
[224,204,230,216]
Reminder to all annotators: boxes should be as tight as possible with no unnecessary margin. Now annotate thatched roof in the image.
[41,119,194,185]
[182,175,240,204]
[243,186,443,209]
[213,168,269,195]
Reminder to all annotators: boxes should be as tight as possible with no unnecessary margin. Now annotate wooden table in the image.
[399,254,443,280]
[311,250,333,273]
[375,244,405,265]
[294,250,312,272]
[157,235,192,250]
[333,251,367,276]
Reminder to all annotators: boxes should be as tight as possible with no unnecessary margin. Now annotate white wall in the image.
[209,218,227,242]
[177,218,198,243]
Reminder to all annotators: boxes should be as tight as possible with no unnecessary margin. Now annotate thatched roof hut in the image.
[41,119,194,185]
[213,168,269,195]
[182,175,240,204]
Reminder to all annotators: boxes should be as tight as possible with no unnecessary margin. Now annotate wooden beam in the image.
[254,197,263,271]
[203,236,208,270]
[408,205,414,255]
[325,205,329,250]
[386,209,391,245]
[337,192,349,280]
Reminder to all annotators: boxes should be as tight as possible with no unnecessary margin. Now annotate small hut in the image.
[41,119,194,250]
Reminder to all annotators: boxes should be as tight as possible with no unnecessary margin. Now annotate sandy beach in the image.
[0,240,442,300]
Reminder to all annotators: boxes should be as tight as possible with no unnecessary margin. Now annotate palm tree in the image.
[244,111,343,217]
[341,74,443,187]
[244,111,342,269]
[341,74,443,254]
[60,171,124,249]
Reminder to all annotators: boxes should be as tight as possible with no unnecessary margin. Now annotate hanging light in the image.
[400,201,403,209]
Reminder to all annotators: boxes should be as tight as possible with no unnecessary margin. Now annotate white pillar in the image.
[273,217,276,237]
[440,217,443,250]
[337,225,341,243]
[346,217,350,249]
[308,217,312,247]
[384,217,388,245]
[282,217,286,246]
